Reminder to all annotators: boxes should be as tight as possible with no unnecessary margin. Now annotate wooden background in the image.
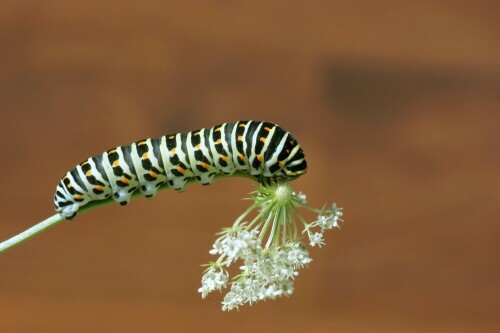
[0,1,498,332]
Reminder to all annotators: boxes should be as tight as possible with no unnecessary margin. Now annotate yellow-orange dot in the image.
[194,131,200,136]
[195,144,201,150]
[67,183,72,188]
[112,160,120,167]
[220,155,228,161]
[149,170,158,178]
[138,141,147,146]
[169,135,175,139]
[176,165,185,174]
[264,127,271,131]
[121,176,129,184]
[259,137,266,143]
[85,170,92,177]
[142,152,148,159]
[170,148,176,154]
[201,162,208,169]
[109,149,116,154]
[238,154,245,161]
[278,161,285,168]
[81,161,89,166]
[239,123,246,128]
[95,185,104,191]
[74,194,84,200]
[215,139,222,144]
[257,155,263,161]
[237,135,243,142]
[215,127,221,132]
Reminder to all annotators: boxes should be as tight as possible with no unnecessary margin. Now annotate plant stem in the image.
[0,172,259,254]
[0,214,63,253]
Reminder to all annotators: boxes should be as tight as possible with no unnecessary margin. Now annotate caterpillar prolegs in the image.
[54,121,307,220]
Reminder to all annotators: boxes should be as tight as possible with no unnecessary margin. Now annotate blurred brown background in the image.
[0,1,498,332]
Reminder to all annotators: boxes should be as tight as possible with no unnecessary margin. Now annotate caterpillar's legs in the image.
[60,203,80,220]
[257,176,273,187]
[113,190,132,206]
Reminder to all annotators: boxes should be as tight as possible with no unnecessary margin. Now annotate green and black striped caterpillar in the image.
[54,120,307,220]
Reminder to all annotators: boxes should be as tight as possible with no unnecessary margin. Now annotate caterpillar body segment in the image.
[54,121,307,220]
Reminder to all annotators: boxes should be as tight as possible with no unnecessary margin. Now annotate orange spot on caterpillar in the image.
[142,152,148,159]
[170,148,176,154]
[67,183,72,188]
[95,185,104,191]
[237,135,243,142]
[169,135,175,139]
[149,170,158,178]
[200,162,208,169]
[81,161,89,166]
[239,123,246,128]
[259,137,266,143]
[220,155,228,161]
[121,176,129,184]
[215,139,222,144]
[176,165,184,174]
[194,132,201,136]
[108,149,116,154]
[257,155,263,161]
[195,144,201,150]
[215,127,221,132]
[85,170,92,177]
[238,154,245,161]
[278,161,285,168]
[138,141,147,146]
[74,194,84,200]
[264,127,271,131]
[112,160,120,167]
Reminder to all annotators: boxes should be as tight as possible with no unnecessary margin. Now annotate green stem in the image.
[265,205,281,249]
[233,203,259,228]
[0,214,63,253]
[246,202,272,230]
[258,204,276,244]
[0,172,258,254]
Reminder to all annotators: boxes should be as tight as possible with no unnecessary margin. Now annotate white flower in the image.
[292,191,307,204]
[224,237,242,260]
[316,215,330,230]
[316,208,343,230]
[199,183,344,311]
[198,267,228,299]
[222,290,244,311]
[261,283,282,300]
[285,243,312,267]
[209,240,223,255]
[331,203,343,227]
[309,232,325,247]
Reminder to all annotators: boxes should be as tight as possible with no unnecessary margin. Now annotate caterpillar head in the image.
[282,146,307,180]
[279,135,307,180]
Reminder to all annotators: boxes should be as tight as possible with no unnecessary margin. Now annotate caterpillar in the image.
[54,120,307,220]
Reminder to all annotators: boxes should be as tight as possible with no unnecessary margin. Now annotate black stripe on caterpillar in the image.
[54,120,307,220]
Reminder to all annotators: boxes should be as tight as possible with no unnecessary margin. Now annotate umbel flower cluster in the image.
[198,182,343,311]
